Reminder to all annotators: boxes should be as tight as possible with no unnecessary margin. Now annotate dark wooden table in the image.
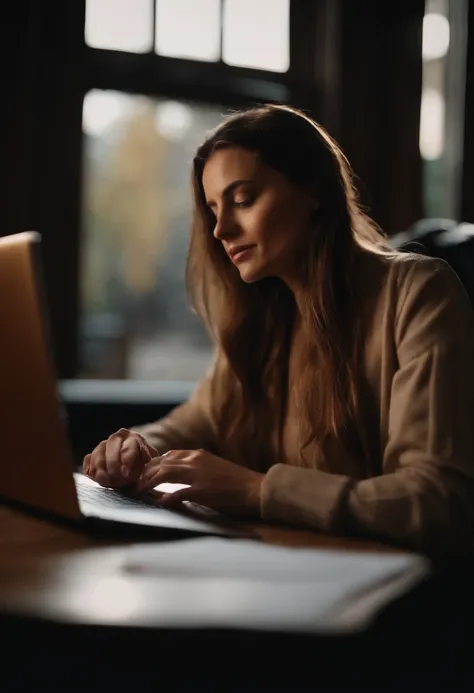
[0,503,401,624]
[0,504,468,691]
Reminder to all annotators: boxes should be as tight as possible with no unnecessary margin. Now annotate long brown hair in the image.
[187,104,393,470]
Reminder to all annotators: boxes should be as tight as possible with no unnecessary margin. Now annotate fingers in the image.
[137,458,193,492]
[136,462,169,492]
[84,429,148,489]
[137,449,203,491]
[105,428,129,481]
[120,434,144,480]
[159,487,197,506]
[141,438,160,460]
[82,453,91,476]
[84,440,198,491]
[86,439,108,486]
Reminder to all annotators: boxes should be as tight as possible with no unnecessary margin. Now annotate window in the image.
[420,0,468,218]
[155,0,221,62]
[222,0,289,72]
[85,0,290,72]
[85,0,154,53]
[81,91,223,379]
[81,0,292,380]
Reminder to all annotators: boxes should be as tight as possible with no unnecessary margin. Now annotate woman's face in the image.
[202,146,317,284]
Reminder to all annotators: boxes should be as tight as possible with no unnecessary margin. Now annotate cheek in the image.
[254,199,304,254]
[249,199,290,242]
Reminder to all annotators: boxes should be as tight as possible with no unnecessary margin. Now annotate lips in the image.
[228,244,255,261]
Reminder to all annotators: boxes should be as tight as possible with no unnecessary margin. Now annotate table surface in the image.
[4,503,469,690]
[0,503,402,630]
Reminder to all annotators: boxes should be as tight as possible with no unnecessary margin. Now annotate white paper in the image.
[122,538,430,632]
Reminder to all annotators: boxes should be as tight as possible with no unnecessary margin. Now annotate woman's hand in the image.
[136,449,264,518]
[83,428,158,489]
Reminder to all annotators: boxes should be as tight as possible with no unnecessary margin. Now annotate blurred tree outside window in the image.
[81,93,223,379]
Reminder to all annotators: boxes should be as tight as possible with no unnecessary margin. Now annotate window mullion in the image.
[219,0,224,63]
[152,0,157,53]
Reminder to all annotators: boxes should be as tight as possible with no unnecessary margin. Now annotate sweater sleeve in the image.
[261,259,474,556]
[132,357,220,455]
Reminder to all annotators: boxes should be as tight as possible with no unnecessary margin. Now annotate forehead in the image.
[201,146,262,198]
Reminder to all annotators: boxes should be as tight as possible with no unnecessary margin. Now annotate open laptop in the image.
[0,231,250,539]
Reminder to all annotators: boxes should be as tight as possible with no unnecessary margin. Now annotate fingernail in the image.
[121,465,130,478]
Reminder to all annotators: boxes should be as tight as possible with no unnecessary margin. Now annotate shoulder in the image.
[390,251,458,288]
[360,249,470,311]
[385,252,471,319]
[362,247,448,280]
[392,253,474,358]
[359,249,474,357]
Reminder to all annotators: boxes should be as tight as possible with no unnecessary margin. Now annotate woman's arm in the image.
[132,359,219,455]
[260,259,474,557]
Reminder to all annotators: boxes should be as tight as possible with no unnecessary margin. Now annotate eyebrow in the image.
[205,179,255,208]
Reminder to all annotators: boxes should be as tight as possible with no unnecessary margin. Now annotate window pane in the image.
[81,90,223,380]
[420,0,467,218]
[85,0,153,53]
[420,87,445,161]
[155,0,220,62]
[223,0,289,72]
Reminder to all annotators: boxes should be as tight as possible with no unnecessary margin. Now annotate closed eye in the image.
[233,195,254,208]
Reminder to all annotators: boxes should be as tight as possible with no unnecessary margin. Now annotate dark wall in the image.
[339,0,424,235]
[64,399,174,465]
[2,1,85,377]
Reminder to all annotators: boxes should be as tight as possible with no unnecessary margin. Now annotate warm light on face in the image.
[202,146,315,286]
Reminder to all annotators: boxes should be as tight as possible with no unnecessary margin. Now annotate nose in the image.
[212,211,239,241]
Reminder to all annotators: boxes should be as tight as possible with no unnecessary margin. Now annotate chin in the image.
[237,265,267,283]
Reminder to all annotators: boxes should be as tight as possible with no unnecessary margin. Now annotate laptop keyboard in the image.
[74,472,233,528]
[73,473,243,536]
[76,476,164,511]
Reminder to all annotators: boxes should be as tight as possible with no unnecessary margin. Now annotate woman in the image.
[83,104,474,557]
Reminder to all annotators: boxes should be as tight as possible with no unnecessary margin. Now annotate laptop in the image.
[0,231,250,539]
